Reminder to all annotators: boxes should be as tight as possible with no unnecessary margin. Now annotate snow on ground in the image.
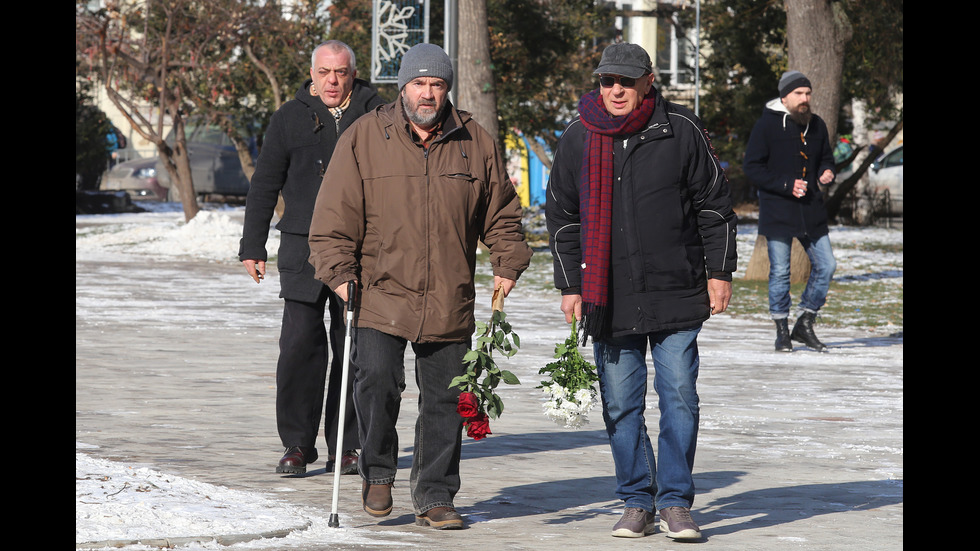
[76,202,902,549]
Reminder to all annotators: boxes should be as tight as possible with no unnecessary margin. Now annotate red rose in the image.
[457,391,481,419]
[465,412,492,440]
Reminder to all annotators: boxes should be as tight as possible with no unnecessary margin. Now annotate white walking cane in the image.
[328,280,357,528]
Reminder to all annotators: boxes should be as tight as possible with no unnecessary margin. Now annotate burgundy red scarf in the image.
[577,88,656,341]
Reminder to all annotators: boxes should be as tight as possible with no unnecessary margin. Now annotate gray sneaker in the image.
[658,506,702,540]
[611,507,657,538]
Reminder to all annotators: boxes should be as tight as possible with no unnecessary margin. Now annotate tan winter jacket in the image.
[308,101,532,343]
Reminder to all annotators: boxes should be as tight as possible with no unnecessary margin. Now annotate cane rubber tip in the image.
[328,513,340,528]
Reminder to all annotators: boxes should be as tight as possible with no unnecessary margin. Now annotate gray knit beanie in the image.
[778,70,811,98]
[397,43,454,92]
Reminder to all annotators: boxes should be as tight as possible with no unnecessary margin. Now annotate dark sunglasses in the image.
[599,75,640,88]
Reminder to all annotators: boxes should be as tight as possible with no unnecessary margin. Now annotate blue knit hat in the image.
[397,43,454,91]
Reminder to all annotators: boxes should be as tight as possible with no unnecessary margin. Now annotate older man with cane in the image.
[308,43,532,530]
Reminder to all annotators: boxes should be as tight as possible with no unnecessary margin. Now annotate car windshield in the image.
[877,147,903,169]
[185,125,227,145]
[164,123,228,146]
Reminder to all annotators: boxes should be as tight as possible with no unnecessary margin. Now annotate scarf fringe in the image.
[580,302,609,345]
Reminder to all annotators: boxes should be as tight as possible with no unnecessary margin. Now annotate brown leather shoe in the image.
[415,506,464,529]
[362,481,393,517]
[276,447,317,474]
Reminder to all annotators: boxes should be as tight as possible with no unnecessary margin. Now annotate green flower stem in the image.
[450,309,521,420]
[538,319,599,395]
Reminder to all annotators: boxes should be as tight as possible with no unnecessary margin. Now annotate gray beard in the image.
[402,95,445,128]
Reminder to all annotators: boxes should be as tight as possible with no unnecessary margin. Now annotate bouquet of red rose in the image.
[450,284,521,440]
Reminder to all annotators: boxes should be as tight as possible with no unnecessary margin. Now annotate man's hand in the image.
[792,178,808,198]
[493,276,517,297]
[560,294,583,324]
[333,280,359,302]
[333,279,358,302]
[243,259,266,284]
[819,169,835,185]
[707,278,732,315]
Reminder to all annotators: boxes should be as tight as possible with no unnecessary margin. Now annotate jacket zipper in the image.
[417,146,431,341]
[411,122,463,341]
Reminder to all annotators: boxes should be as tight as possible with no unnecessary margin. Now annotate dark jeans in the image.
[352,327,467,513]
[276,291,358,456]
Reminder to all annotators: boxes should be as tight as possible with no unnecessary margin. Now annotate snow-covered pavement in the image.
[76,205,902,550]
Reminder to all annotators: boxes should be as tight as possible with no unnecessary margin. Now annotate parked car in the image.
[155,122,256,201]
[867,145,903,216]
[99,157,167,201]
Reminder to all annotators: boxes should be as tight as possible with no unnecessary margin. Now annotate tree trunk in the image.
[457,0,500,149]
[784,0,852,141]
[743,235,811,284]
[155,118,200,221]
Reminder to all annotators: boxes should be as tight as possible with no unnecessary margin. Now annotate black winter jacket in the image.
[546,89,738,337]
[239,78,384,301]
[743,98,835,240]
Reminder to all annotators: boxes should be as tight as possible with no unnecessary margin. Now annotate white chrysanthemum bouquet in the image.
[538,319,600,429]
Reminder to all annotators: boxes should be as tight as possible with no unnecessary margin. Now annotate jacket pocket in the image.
[277,233,312,274]
[441,171,483,227]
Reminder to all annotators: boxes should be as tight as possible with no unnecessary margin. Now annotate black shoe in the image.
[340,450,359,475]
[328,449,360,475]
[791,311,828,352]
[774,319,793,352]
[277,447,317,474]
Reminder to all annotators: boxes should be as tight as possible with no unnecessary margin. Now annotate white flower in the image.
[540,383,598,429]
[550,385,569,401]
[574,388,595,406]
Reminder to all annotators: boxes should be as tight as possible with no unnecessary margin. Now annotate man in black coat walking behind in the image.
[239,40,385,474]
[743,70,838,353]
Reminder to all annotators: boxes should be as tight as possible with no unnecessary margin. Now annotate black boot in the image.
[774,319,793,352]
[791,311,827,352]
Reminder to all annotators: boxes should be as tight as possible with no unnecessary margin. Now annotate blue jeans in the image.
[351,327,467,514]
[593,326,702,512]
[766,234,837,318]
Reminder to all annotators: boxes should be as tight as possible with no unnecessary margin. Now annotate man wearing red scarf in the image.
[546,43,738,541]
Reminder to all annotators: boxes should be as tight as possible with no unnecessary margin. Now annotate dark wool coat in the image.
[547,88,738,337]
[743,98,836,240]
[239,79,384,302]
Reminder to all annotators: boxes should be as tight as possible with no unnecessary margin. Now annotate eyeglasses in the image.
[598,75,639,88]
